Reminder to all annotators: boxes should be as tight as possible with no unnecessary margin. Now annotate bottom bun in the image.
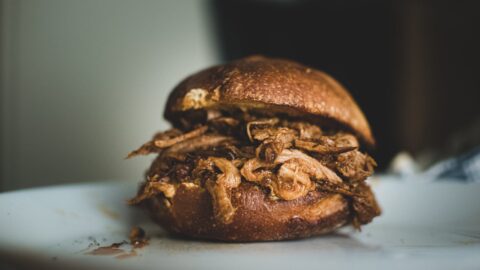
[143,182,352,242]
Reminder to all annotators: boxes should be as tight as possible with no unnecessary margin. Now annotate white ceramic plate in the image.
[0,177,479,270]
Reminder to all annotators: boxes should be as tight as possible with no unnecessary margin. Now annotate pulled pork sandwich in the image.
[128,56,380,242]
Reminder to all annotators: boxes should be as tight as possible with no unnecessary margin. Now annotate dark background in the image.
[211,0,480,168]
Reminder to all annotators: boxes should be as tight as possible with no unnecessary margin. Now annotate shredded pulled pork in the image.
[273,159,315,200]
[275,149,343,184]
[336,151,377,182]
[203,157,241,224]
[128,109,380,226]
[240,149,364,200]
[161,135,235,160]
[128,175,176,205]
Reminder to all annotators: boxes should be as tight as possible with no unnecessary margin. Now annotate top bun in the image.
[164,56,374,147]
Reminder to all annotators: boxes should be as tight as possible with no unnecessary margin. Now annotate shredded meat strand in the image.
[154,126,207,148]
[126,141,158,159]
[285,121,323,140]
[295,139,357,155]
[336,151,376,182]
[162,135,236,159]
[273,159,315,200]
[246,118,279,142]
[253,127,298,162]
[240,158,275,183]
[206,180,236,224]
[203,157,241,224]
[127,129,183,158]
[209,116,240,127]
[128,177,176,205]
[275,149,344,184]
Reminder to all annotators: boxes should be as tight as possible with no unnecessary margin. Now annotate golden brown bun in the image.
[164,55,374,147]
[144,182,350,242]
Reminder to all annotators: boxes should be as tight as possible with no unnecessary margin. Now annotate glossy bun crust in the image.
[164,56,374,147]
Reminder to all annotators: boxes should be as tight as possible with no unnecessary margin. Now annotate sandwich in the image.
[128,56,380,242]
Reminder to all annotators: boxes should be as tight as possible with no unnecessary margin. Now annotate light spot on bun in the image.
[182,88,209,109]
[181,87,220,110]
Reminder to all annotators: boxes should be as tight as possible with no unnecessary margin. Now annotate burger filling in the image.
[128,109,380,227]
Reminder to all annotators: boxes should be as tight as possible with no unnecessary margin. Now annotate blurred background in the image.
[1,0,479,191]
